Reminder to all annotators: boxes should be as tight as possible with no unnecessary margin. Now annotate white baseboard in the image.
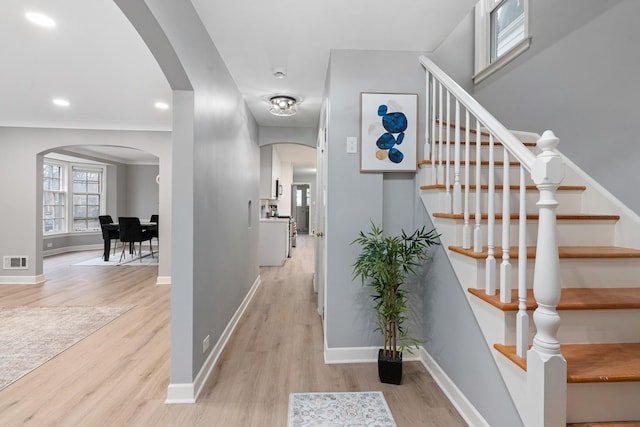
[165,274,262,404]
[324,346,420,364]
[419,346,489,427]
[165,383,196,404]
[43,243,103,257]
[0,274,45,285]
[156,276,171,285]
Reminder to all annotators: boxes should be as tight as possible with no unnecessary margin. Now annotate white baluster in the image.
[453,101,462,214]
[424,72,430,160]
[473,119,483,253]
[527,130,566,427]
[462,110,471,249]
[437,83,444,185]
[516,164,529,359]
[500,149,512,303]
[486,134,496,296]
[443,91,452,213]
[430,77,437,184]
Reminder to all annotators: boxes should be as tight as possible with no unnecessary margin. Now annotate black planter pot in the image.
[378,349,402,385]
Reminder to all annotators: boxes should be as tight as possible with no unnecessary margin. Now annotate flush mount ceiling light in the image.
[268,95,298,117]
[154,101,170,110]
[25,11,56,28]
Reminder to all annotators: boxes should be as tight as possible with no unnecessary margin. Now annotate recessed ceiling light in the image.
[273,67,286,79]
[25,11,56,28]
[52,98,70,107]
[154,102,170,110]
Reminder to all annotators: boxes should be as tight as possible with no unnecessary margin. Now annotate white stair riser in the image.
[450,252,640,291]
[471,302,640,347]
[432,217,616,247]
[419,162,585,187]
[504,310,640,345]
[422,189,585,215]
[494,358,640,424]
[568,383,640,423]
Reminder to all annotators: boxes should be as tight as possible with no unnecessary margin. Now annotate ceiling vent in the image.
[3,256,28,270]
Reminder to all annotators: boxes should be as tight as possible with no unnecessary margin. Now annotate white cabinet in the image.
[259,219,289,266]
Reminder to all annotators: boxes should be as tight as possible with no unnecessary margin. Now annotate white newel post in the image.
[527,130,566,427]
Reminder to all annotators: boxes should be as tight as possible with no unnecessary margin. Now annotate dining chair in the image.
[118,217,154,262]
[149,214,159,243]
[99,215,120,258]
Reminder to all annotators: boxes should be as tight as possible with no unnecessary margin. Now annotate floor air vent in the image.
[3,256,28,270]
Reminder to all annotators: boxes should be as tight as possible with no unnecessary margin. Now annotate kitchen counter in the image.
[259,218,290,266]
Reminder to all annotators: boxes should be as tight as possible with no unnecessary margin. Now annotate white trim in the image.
[419,346,490,427]
[165,274,262,404]
[43,243,103,257]
[473,37,531,84]
[323,345,420,364]
[156,276,171,285]
[165,383,196,404]
[0,274,45,285]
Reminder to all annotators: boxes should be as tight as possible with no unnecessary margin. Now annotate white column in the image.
[527,130,566,427]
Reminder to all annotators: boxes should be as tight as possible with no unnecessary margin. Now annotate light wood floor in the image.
[0,236,466,426]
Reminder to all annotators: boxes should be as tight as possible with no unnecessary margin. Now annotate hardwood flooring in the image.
[0,236,466,426]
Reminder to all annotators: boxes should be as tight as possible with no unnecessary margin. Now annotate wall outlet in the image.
[203,335,210,354]
[46,242,53,248]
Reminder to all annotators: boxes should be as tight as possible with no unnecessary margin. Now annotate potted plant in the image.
[352,222,440,384]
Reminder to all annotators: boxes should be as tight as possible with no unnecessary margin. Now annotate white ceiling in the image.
[2,0,476,167]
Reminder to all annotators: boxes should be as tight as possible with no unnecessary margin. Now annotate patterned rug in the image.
[0,305,133,390]
[288,391,397,427]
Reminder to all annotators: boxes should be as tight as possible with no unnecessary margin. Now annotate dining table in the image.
[101,222,157,261]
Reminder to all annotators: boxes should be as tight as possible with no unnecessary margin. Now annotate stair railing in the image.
[420,55,567,426]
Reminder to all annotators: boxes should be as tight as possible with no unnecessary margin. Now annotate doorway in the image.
[292,184,310,234]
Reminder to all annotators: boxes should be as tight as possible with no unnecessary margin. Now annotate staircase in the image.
[418,56,640,426]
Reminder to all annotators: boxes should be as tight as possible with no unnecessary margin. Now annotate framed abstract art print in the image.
[360,92,418,172]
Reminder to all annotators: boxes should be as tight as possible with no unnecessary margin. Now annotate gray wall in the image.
[118,0,261,385]
[124,164,160,219]
[259,125,317,148]
[325,49,522,427]
[432,0,639,213]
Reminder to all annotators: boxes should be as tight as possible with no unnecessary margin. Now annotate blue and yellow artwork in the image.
[376,104,408,164]
[360,92,417,172]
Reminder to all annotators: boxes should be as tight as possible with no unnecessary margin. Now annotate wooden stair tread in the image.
[433,213,617,221]
[449,245,640,259]
[468,288,640,311]
[494,343,640,383]
[421,183,586,191]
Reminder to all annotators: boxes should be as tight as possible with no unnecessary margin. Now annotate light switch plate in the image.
[346,137,358,153]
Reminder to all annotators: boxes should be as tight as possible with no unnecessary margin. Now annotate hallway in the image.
[0,235,465,426]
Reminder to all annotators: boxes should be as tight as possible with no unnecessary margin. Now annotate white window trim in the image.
[43,158,107,235]
[473,0,531,85]
[43,159,68,236]
[71,164,107,233]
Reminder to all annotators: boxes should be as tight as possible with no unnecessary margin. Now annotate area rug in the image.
[73,250,158,266]
[288,391,397,427]
[0,305,134,391]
